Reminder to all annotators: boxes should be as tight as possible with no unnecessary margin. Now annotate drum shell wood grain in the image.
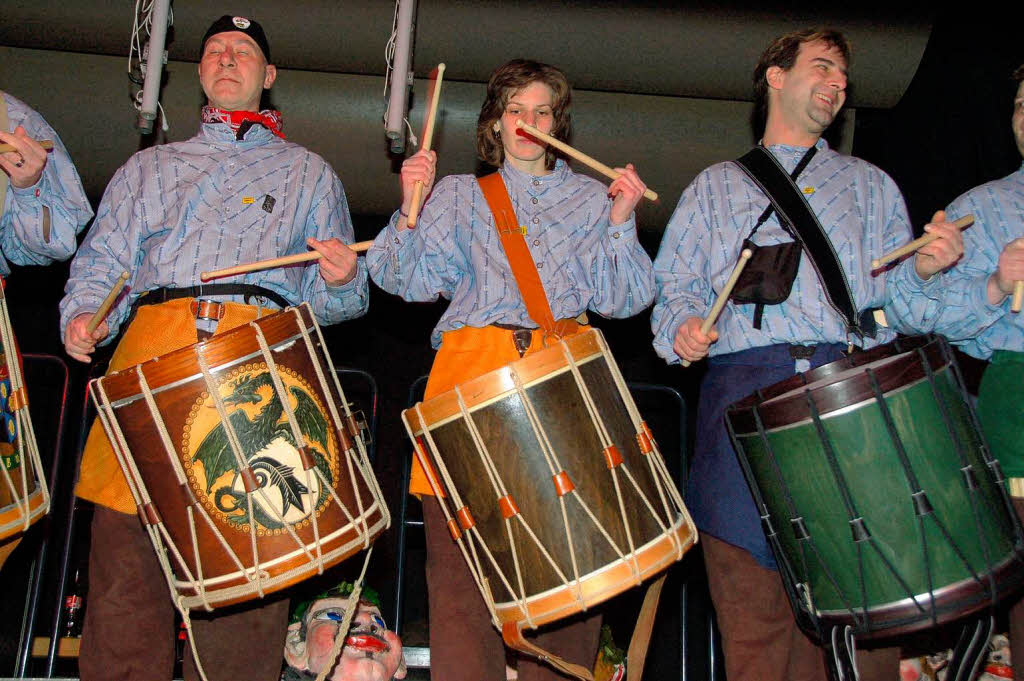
[91,306,387,609]
[405,329,695,629]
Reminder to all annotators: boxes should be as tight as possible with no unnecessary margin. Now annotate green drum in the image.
[727,336,1024,641]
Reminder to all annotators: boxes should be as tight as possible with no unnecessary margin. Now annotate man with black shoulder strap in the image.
[59,15,367,681]
[650,28,964,681]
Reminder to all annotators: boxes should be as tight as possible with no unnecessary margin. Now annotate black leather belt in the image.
[137,284,292,310]
[126,284,291,331]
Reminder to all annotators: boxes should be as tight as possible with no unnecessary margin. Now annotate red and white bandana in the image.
[201,106,285,139]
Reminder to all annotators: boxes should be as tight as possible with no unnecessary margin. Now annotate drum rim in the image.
[402,328,608,434]
[727,335,952,434]
[491,516,696,629]
[91,304,318,404]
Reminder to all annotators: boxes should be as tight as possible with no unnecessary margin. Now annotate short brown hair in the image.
[752,29,851,130]
[1014,64,1024,83]
[476,59,572,169]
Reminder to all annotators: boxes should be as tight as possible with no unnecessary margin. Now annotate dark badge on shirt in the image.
[262,195,276,214]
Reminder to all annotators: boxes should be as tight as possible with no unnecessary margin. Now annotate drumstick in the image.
[1012,281,1023,313]
[87,271,130,334]
[871,214,974,269]
[199,241,372,281]
[407,63,446,229]
[681,249,753,368]
[0,140,54,154]
[515,120,658,202]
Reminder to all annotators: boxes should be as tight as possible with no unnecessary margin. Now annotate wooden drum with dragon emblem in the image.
[90,303,389,610]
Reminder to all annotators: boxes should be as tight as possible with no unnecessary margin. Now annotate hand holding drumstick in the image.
[676,249,753,367]
[201,241,372,281]
[992,238,1024,311]
[405,63,446,228]
[0,131,53,189]
[871,212,969,274]
[64,272,129,363]
[515,120,658,204]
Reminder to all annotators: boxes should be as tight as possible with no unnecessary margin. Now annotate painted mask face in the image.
[285,598,406,681]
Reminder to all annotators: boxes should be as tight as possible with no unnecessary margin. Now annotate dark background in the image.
[0,3,1022,679]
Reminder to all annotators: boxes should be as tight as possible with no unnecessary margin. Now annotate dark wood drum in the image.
[90,304,389,610]
[403,328,696,640]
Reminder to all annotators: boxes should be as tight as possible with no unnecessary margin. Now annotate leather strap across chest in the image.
[476,172,576,339]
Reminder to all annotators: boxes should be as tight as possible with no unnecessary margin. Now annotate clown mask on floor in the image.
[284,584,406,681]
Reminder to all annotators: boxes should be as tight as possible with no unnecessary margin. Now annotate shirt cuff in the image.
[607,214,638,245]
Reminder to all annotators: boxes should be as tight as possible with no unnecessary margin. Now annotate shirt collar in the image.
[197,119,278,145]
[500,158,569,191]
[763,137,830,160]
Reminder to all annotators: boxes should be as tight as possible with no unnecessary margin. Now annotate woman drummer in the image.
[366,58,654,681]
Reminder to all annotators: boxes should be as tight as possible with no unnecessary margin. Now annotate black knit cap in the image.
[201,15,271,62]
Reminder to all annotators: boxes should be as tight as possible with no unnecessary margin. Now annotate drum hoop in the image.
[168,506,387,589]
[491,516,695,629]
[734,373,931,436]
[728,337,951,434]
[97,329,309,409]
[406,352,605,434]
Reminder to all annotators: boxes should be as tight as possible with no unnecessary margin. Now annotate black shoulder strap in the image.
[733,146,868,338]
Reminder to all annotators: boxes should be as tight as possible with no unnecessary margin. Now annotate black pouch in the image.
[730,238,802,328]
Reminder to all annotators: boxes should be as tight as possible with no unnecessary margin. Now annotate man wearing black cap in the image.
[60,15,368,681]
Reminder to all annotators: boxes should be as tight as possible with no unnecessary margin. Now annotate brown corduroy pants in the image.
[79,506,290,681]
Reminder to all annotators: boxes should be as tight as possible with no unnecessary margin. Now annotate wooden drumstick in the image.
[407,63,446,229]
[681,248,753,368]
[515,120,658,202]
[871,214,974,269]
[0,140,54,154]
[200,241,372,281]
[87,271,130,334]
[1012,281,1023,313]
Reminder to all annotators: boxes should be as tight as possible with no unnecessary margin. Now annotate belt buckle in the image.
[511,329,533,357]
[190,298,226,322]
[788,344,816,360]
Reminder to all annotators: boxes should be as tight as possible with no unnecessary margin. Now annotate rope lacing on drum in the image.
[592,331,688,557]
[0,287,46,534]
[294,306,387,537]
[454,380,572,629]
[557,341,642,584]
[407,402,502,629]
[197,351,267,599]
[251,322,328,575]
[509,365,588,609]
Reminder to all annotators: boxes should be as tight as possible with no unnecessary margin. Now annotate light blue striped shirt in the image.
[652,140,923,362]
[366,160,654,348]
[890,165,1024,359]
[1,91,92,276]
[60,121,368,340]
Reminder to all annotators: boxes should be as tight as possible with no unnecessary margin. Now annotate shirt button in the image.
[531,197,538,205]
[533,239,540,246]
[532,218,540,224]
[612,231,621,239]
[537,262,544,269]
[532,179,540,186]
